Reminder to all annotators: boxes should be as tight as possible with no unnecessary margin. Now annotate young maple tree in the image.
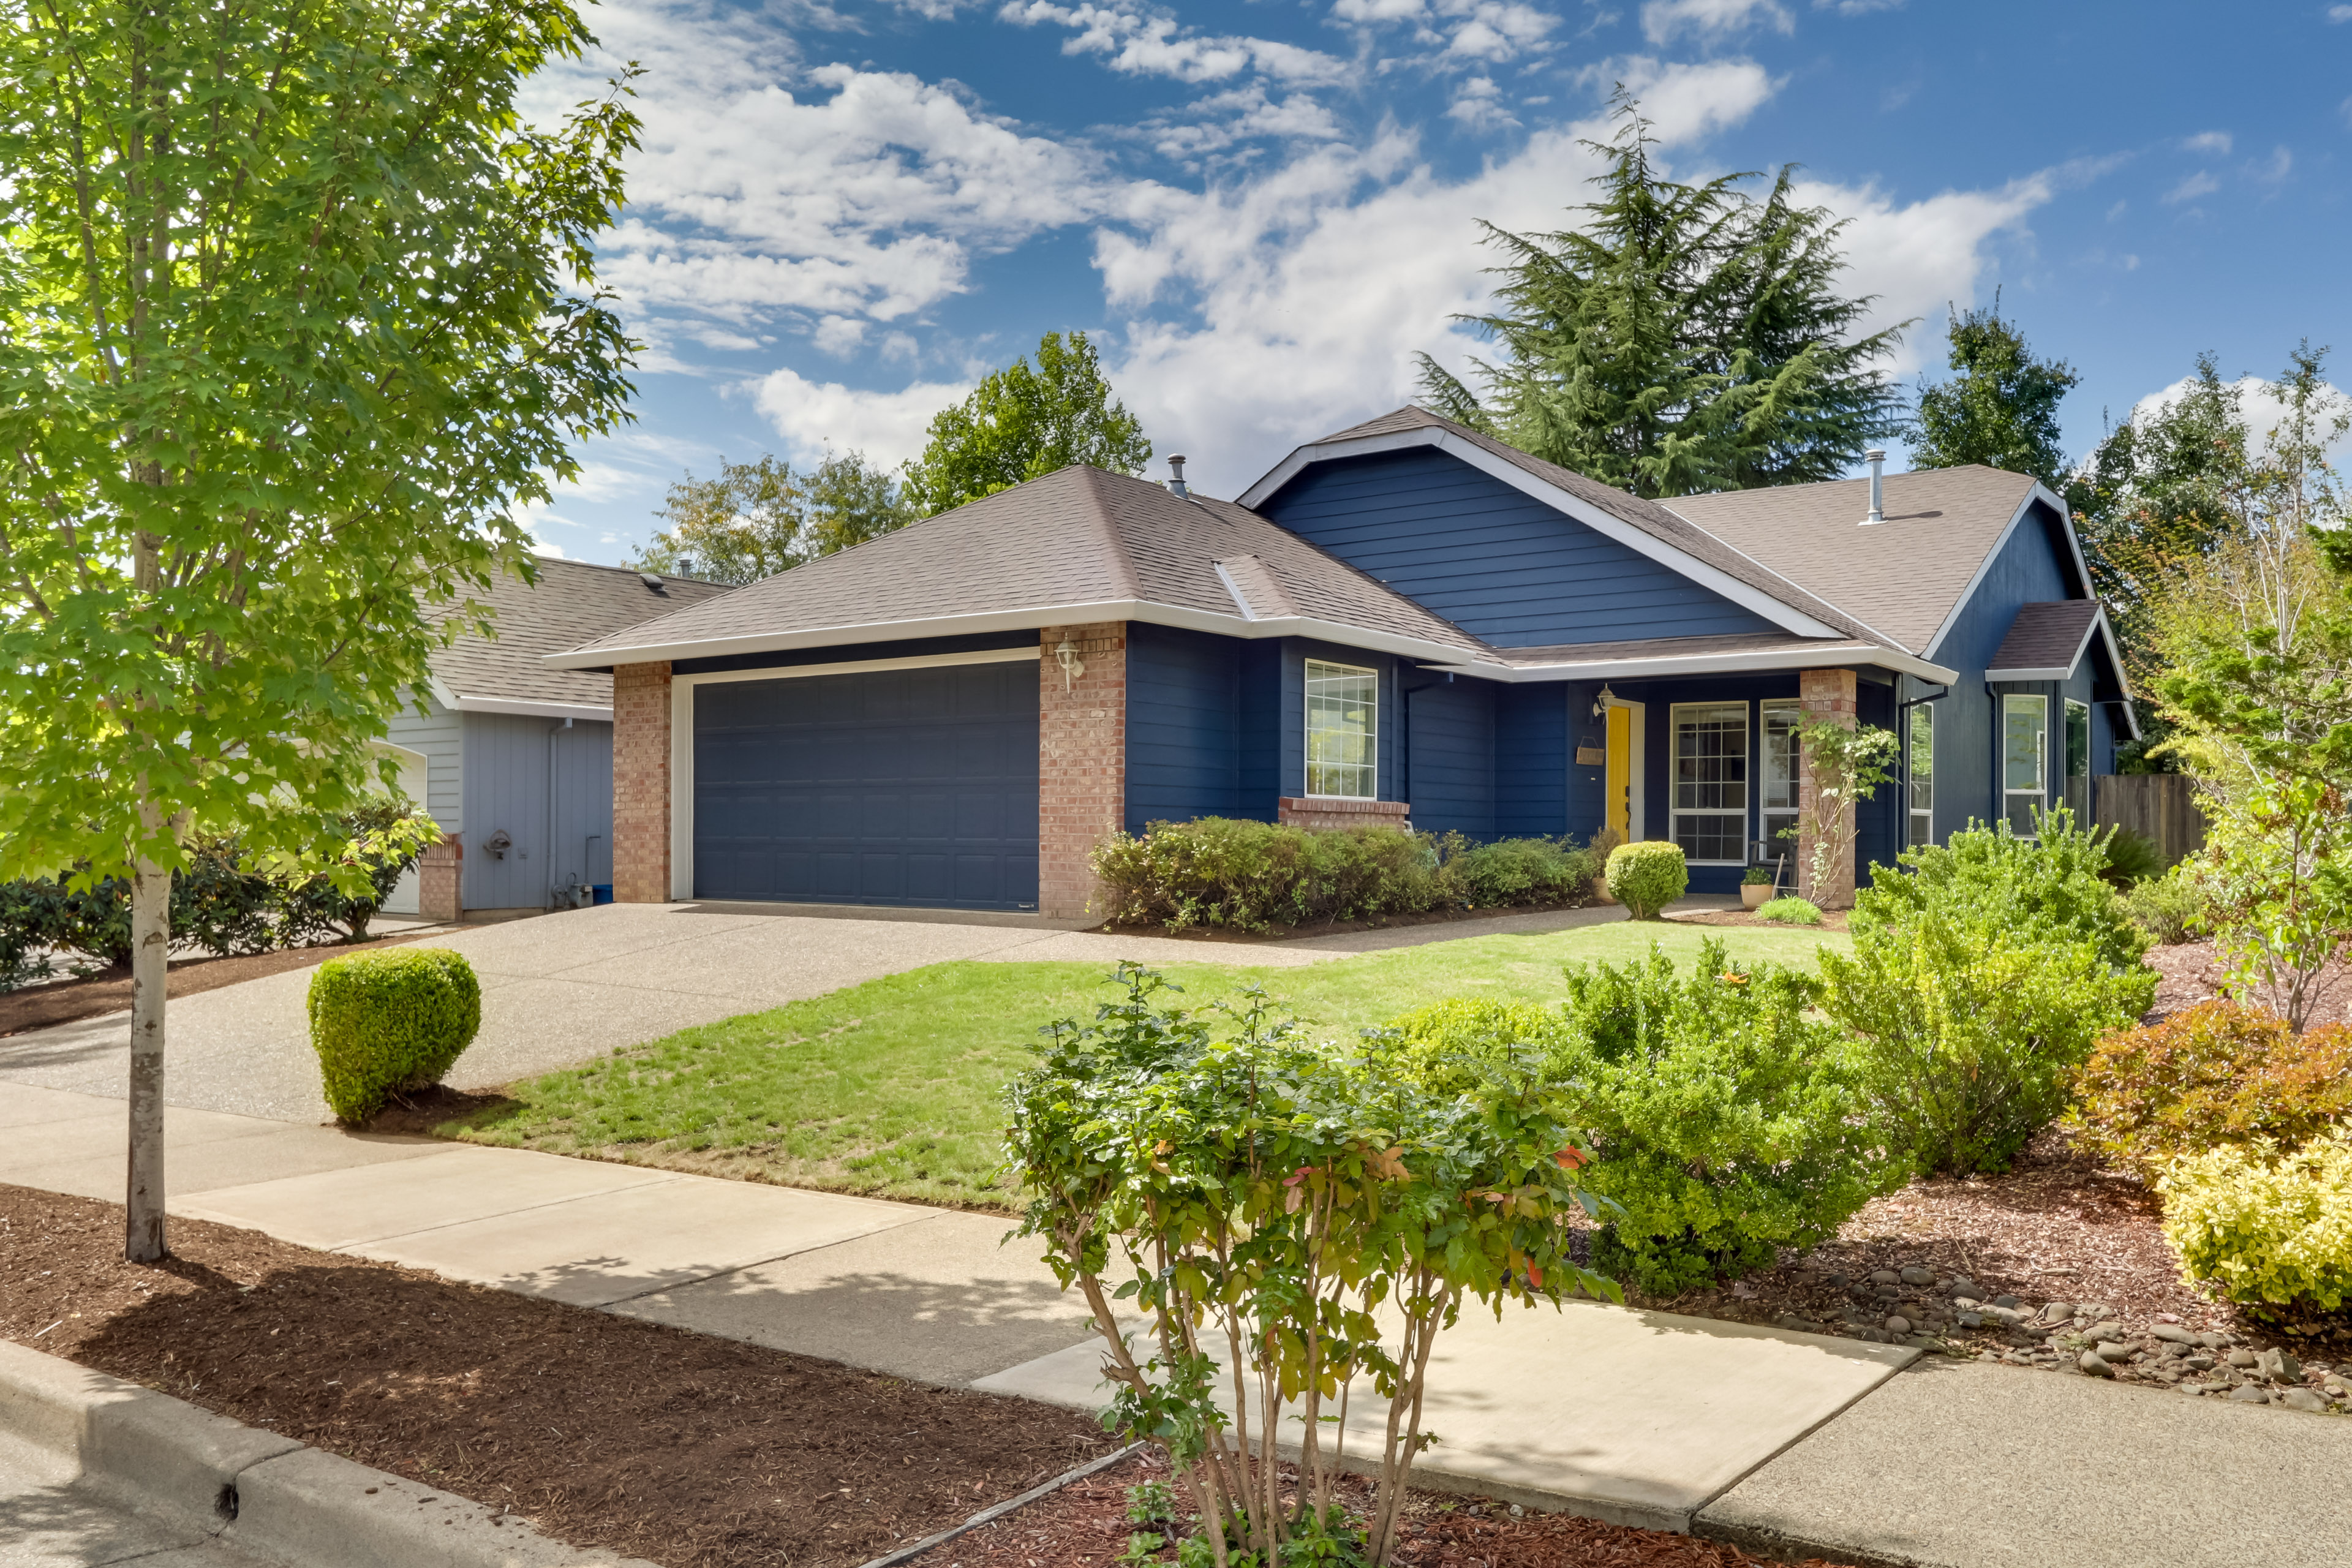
[0,0,639,1260]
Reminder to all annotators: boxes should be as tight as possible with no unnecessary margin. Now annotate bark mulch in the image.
[0,1183,1114,1568]
[916,1447,1858,1568]
[0,930,435,1039]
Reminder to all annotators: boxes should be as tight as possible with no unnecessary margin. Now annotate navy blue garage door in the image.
[693,661,1040,910]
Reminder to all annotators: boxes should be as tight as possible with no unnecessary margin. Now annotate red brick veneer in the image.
[612,661,673,903]
[1796,667,1860,910]
[1038,624,1126,920]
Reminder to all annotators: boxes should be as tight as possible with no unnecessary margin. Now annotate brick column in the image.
[417,840,462,924]
[1797,667,1860,909]
[612,661,674,903]
[1038,623,1126,921]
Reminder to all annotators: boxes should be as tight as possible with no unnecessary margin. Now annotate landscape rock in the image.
[2079,1352,2114,1378]
[1869,1269,1900,1285]
[1884,1316,1912,1335]
[1899,1266,1935,1287]
[2228,1385,2271,1404]
[2185,1355,2215,1371]
[2041,1302,2074,1322]
[2278,1389,2329,1413]
[1956,1311,1985,1329]
[2228,1349,2258,1369]
[1993,1295,2021,1308]
[2088,1320,2125,1341]
[2150,1325,2198,1346]
[2095,1341,2135,1362]
[1947,1276,1977,1298]
[2255,1348,2303,1385]
[2199,1332,2231,1349]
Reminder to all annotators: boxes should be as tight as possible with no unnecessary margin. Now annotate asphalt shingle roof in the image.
[429,557,731,708]
[1986,600,2105,676]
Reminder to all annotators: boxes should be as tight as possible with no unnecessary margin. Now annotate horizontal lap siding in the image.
[1496,684,1569,837]
[1260,448,1775,647]
[386,695,464,835]
[1408,678,1496,839]
[1126,623,1242,832]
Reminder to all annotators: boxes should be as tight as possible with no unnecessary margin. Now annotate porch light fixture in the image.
[1054,638,1087,690]
[1591,683,1616,718]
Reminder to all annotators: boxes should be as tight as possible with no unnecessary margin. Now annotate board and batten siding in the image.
[385,693,464,834]
[1258,447,1777,648]
[459,712,614,910]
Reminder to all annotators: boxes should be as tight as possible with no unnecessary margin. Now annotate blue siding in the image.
[1406,676,1496,837]
[1276,638,1403,802]
[1126,623,1242,832]
[1238,641,1282,819]
[1854,678,1901,878]
[1259,447,1776,647]
[1497,684,1570,837]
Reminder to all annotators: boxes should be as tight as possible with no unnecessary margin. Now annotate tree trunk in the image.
[124,807,171,1263]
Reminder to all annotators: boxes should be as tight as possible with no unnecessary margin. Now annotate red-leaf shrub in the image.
[2070,1000,2352,1175]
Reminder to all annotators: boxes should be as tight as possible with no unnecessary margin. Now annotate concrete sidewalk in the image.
[0,901,1630,1124]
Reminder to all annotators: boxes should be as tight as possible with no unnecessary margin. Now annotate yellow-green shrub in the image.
[1604,842,1687,920]
[307,947,481,1123]
[2160,1129,2352,1312]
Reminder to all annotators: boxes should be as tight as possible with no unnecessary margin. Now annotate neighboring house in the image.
[382,557,731,920]
[545,408,2133,918]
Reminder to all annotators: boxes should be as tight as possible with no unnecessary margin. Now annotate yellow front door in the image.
[1604,703,1630,840]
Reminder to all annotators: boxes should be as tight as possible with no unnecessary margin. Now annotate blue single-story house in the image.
[548,407,2134,917]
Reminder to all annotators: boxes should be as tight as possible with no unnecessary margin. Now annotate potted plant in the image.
[1741,866,1778,910]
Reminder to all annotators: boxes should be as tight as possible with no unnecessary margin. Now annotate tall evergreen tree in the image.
[903,330,1150,515]
[1416,97,1905,498]
[1907,295,2079,489]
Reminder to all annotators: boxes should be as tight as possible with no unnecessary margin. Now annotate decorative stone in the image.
[1947,1276,1978,1298]
[2228,1349,2258,1369]
[2095,1341,2135,1362]
[1956,1311,1985,1329]
[2150,1325,2198,1346]
[2255,1348,2303,1385]
[2228,1385,2271,1404]
[2088,1320,2125,1341]
[2278,1389,2329,1413]
[1869,1269,1900,1285]
[2199,1332,2231,1349]
[2079,1352,2114,1378]
[2185,1355,2215,1371]
[1900,1266,1935,1286]
[1994,1295,2021,1309]
[2042,1302,2075,1322]
[1885,1316,1912,1335]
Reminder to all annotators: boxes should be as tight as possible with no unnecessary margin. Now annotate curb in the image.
[0,1337,653,1567]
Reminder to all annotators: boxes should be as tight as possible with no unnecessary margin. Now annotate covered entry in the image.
[690,656,1041,910]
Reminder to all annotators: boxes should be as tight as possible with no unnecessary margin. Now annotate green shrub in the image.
[1741,866,1776,886]
[1390,939,1904,1297]
[1854,808,2147,972]
[1755,897,1821,925]
[2101,826,2168,886]
[1820,912,2157,1175]
[1604,842,1687,920]
[2070,1001,2352,1177]
[307,947,481,1123]
[2120,862,2204,946]
[1090,818,1597,932]
[2160,1129,2352,1313]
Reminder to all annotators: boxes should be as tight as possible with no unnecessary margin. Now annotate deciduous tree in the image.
[1906,295,2078,490]
[632,450,914,584]
[903,330,1150,515]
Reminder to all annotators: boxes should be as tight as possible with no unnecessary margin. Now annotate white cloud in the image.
[1447,76,1517,130]
[1332,0,1427,18]
[2163,170,2220,205]
[813,315,869,355]
[2181,130,2232,155]
[2254,145,2293,183]
[2330,4,2352,20]
[1640,0,1793,46]
[999,2,1350,84]
[1135,84,1348,160]
[1815,0,1904,12]
[1596,55,1779,142]
[1444,1,1562,60]
[2129,372,2352,465]
[753,368,974,468]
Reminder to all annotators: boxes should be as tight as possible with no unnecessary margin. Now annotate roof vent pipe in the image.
[1167,454,1189,499]
[1863,449,1886,524]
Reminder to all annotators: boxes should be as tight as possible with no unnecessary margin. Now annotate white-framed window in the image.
[1761,701,1803,864]
[1670,701,1749,864]
[2064,699,2091,823]
[2003,693,2047,835]
[1305,659,1378,799]
[1907,704,1936,848]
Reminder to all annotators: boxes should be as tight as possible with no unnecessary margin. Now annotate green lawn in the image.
[439,919,1850,1209]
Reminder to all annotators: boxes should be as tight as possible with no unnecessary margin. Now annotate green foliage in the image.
[1742,867,1777,886]
[1755,897,1822,925]
[2099,827,2167,887]
[1005,965,1615,1566]
[2193,773,2352,1031]
[1414,96,1904,498]
[631,451,914,585]
[1905,295,2078,490]
[904,331,1151,515]
[1126,1480,1177,1526]
[2120,862,2204,945]
[1793,718,1899,905]
[1853,809,2148,972]
[0,0,637,917]
[1090,819,1597,932]
[2070,1001,2352,1178]
[1602,842,1687,920]
[307,948,483,1125]
[2160,1129,2352,1313]
[1390,941,1902,1297]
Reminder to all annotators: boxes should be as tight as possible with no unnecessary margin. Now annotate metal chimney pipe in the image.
[1863,449,1887,524]
[1167,454,1189,499]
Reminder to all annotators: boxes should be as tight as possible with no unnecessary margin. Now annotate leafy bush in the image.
[2101,826,2168,886]
[1604,841,1687,919]
[2070,1001,2352,1177]
[2160,1129,2352,1313]
[1821,913,2157,1175]
[2120,863,2205,946]
[1755,897,1821,925]
[1006,965,1614,1566]
[1389,940,1905,1297]
[307,947,481,1123]
[1741,866,1777,886]
[1090,818,1596,932]
[1853,808,2147,972]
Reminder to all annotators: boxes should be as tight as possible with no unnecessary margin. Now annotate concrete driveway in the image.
[0,901,1626,1124]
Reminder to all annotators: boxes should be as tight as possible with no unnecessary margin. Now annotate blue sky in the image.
[518,0,2352,564]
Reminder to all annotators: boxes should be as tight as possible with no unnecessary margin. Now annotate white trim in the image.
[663,644,1041,903]
[1666,699,1753,866]
[1212,562,1259,620]
[1921,483,2105,665]
[1303,657,1380,801]
[1906,702,1936,849]
[443,695,616,722]
[2002,692,2049,836]
[1238,427,1849,641]
[1426,643,1959,684]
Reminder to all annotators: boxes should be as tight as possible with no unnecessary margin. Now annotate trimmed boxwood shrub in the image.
[1604,841,1687,920]
[2071,1000,2352,1177]
[307,947,481,1123]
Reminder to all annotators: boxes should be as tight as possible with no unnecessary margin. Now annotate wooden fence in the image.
[2094,774,2208,866]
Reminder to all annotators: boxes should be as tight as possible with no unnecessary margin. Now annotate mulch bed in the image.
[918,1447,1858,1568]
[1092,899,1597,944]
[0,1183,1115,1568]
[0,930,435,1039]
[1660,908,1849,933]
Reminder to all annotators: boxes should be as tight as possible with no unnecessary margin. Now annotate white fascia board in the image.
[1237,428,1849,641]
[1212,562,1258,620]
[1426,644,1959,685]
[676,646,1039,687]
[424,674,463,713]
[445,695,615,722]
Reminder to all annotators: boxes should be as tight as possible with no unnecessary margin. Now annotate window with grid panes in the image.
[1671,702,1749,864]
[1761,702,1802,864]
[1908,703,1936,847]
[1304,660,1378,798]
